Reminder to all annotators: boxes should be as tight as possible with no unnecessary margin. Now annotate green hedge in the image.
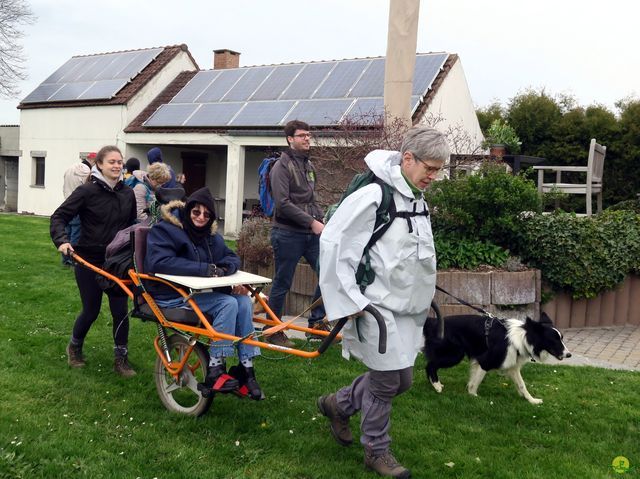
[426,163,541,248]
[515,210,640,298]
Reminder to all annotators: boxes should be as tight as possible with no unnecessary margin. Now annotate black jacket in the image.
[50,176,136,264]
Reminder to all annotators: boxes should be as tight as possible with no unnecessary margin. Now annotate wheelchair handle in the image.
[316,304,387,355]
[364,304,387,354]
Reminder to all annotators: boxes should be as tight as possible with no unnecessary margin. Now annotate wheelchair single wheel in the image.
[154,334,213,416]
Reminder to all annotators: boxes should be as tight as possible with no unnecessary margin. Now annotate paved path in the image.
[548,325,640,371]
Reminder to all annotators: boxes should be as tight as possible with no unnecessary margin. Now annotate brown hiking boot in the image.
[307,320,340,343]
[364,450,411,478]
[66,343,85,368]
[114,355,137,377]
[317,394,353,446]
[265,331,295,348]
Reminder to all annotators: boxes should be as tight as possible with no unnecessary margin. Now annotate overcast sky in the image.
[0,0,637,125]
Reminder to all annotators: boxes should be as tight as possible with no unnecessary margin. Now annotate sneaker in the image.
[265,331,295,348]
[317,394,353,446]
[204,364,239,393]
[364,450,411,478]
[113,355,137,377]
[229,364,265,400]
[66,342,85,368]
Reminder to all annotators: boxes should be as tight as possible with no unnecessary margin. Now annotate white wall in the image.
[419,58,484,154]
[18,106,127,215]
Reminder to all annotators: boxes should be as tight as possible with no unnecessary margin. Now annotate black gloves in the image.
[207,264,227,277]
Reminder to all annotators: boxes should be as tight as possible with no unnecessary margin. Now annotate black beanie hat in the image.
[185,187,216,220]
[125,157,140,173]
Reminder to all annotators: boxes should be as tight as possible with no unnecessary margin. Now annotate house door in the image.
[181,152,207,196]
[3,157,18,212]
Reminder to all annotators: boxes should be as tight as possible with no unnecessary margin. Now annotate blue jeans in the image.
[269,228,325,324]
[157,292,259,360]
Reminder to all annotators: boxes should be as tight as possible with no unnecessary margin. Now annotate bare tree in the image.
[0,0,36,98]
[312,112,409,208]
[312,110,485,207]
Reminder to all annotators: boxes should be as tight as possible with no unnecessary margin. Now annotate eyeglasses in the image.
[292,133,312,139]
[413,153,443,175]
[191,209,211,219]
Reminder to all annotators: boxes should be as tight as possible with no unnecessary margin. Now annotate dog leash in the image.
[435,285,506,347]
[435,285,497,319]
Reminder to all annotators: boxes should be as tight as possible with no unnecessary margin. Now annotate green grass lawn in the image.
[1,213,639,479]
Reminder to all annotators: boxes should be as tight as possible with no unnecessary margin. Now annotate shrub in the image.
[482,119,521,153]
[236,217,273,267]
[515,210,640,298]
[426,163,542,248]
[435,236,510,270]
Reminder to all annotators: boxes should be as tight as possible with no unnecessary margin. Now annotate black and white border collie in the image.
[423,312,571,404]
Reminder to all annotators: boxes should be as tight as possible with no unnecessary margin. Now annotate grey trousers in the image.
[335,367,413,454]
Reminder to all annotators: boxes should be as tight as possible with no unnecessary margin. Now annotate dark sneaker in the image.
[229,364,265,400]
[204,365,239,393]
[113,355,137,377]
[66,343,85,368]
[317,394,353,446]
[306,320,339,342]
[364,450,411,478]
[265,331,295,348]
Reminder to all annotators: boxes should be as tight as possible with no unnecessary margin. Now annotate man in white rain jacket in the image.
[317,127,449,478]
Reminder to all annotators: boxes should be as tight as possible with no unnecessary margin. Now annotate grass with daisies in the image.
[0,213,639,479]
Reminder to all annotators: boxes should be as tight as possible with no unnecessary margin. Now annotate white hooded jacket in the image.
[319,150,437,370]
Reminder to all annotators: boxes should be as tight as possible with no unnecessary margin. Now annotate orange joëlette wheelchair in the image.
[71,225,393,417]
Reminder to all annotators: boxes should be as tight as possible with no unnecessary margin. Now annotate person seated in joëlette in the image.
[144,186,264,399]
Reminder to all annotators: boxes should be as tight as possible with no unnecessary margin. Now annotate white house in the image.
[17,45,483,237]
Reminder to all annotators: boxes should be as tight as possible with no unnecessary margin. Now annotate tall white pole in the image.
[383,0,421,129]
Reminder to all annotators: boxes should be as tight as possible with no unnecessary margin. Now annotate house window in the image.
[33,156,45,187]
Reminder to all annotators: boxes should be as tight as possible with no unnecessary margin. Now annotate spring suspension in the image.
[157,324,171,362]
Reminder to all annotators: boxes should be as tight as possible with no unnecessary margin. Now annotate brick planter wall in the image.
[434,269,541,320]
[245,260,542,320]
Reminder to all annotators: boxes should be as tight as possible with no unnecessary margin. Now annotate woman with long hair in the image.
[51,145,137,376]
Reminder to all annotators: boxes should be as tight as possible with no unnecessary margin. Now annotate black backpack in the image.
[325,170,429,292]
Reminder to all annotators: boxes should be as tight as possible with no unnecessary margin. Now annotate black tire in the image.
[154,334,213,416]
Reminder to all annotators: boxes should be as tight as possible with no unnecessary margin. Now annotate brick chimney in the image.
[213,49,240,69]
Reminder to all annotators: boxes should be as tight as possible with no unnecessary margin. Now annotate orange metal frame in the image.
[72,253,341,381]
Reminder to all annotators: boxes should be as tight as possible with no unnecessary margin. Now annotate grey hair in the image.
[147,162,171,184]
[400,127,450,163]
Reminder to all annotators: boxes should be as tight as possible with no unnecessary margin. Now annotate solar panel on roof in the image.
[75,55,115,83]
[348,58,385,98]
[171,71,220,103]
[94,53,137,81]
[280,62,335,100]
[137,52,448,128]
[21,83,63,103]
[143,103,199,127]
[79,79,130,100]
[283,98,354,125]
[115,48,163,79]
[184,102,244,127]
[412,53,447,96]
[21,47,163,104]
[195,69,245,103]
[230,101,296,126]
[43,58,84,84]
[313,59,371,99]
[222,66,274,102]
[48,82,94,102]
[250,64,303,101]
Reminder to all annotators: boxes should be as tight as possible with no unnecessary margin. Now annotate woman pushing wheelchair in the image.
[144,186,264,400]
